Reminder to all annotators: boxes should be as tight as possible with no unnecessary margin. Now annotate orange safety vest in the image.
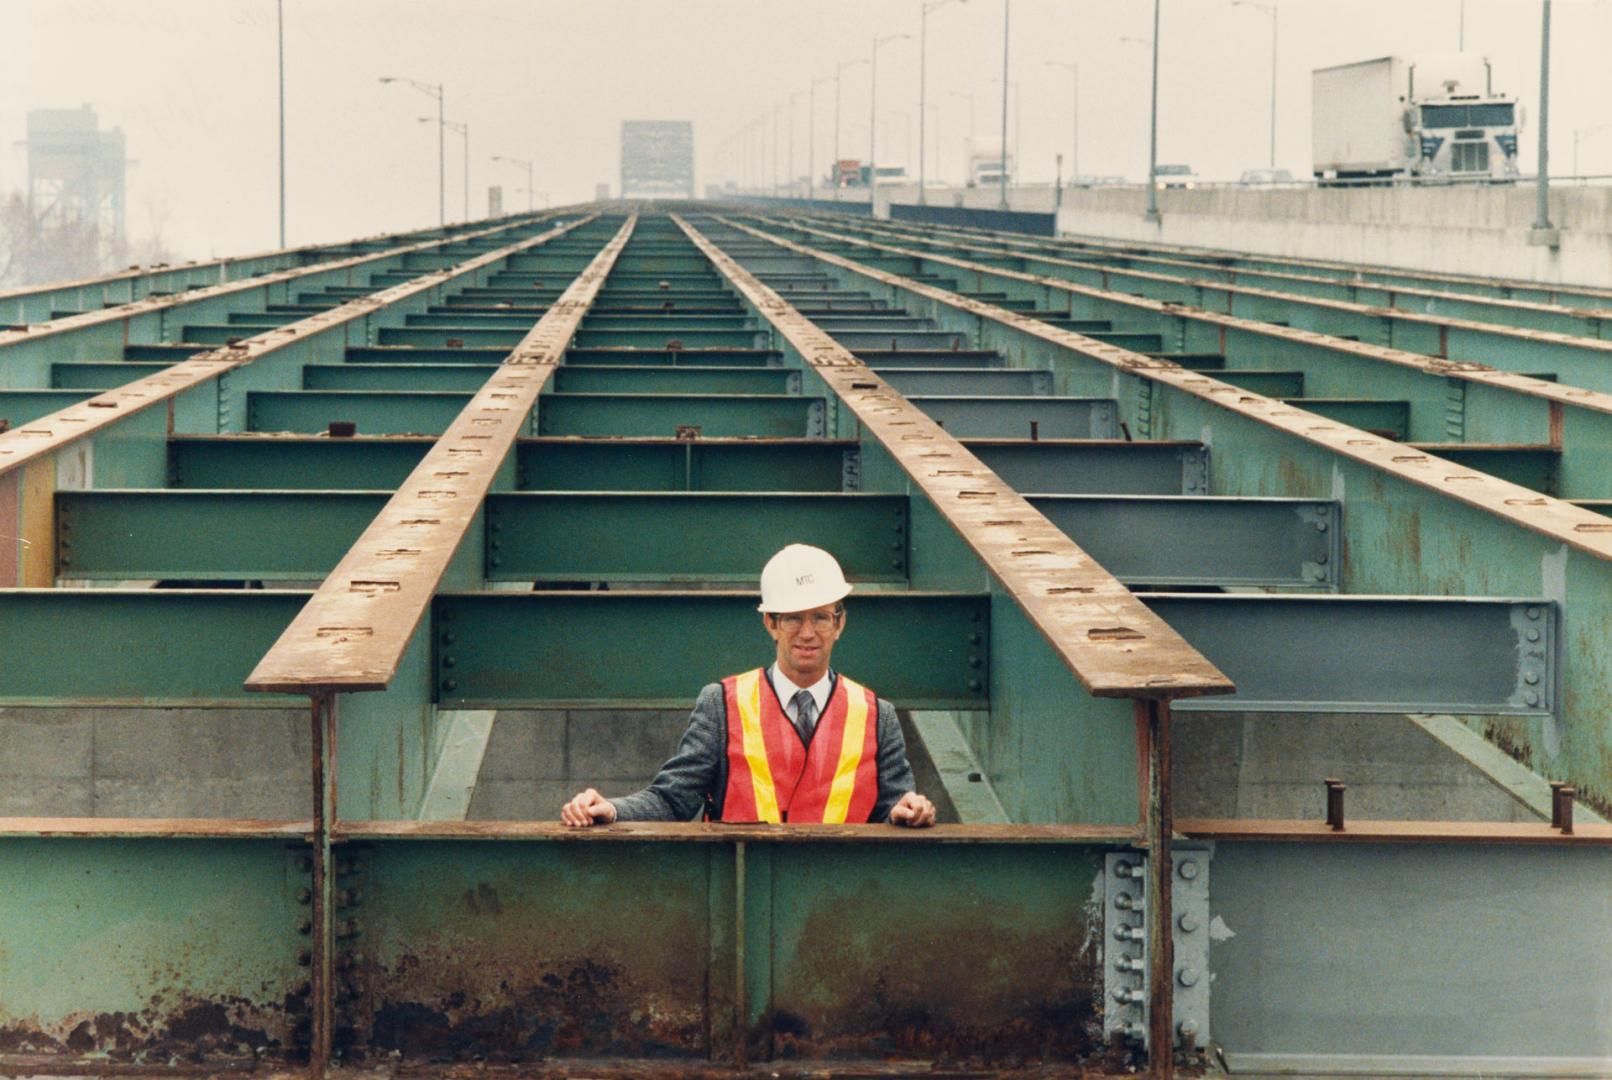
[719,668,880,823]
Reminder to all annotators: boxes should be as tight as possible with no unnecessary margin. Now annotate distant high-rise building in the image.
[25,106,127,281]
[619,121,694,199]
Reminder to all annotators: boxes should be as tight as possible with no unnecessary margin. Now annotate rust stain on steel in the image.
[332,821,1141,844]
[0,213,594,481]
[787,212,1612,421]
[674,213,1231,702]
[757,894,1125,1072]
[1177,817,1612,845]
[245,216,638,695]
[745,214,1612,567]
[0,989,308,1067]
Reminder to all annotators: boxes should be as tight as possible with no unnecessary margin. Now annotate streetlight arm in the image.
[379,75,442,100]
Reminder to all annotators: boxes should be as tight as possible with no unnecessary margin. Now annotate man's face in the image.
[763,604,845,685]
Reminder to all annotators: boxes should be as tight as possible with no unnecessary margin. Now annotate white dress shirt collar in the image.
[768,663,832,720]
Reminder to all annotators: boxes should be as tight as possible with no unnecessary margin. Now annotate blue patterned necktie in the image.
[791,688,818,742]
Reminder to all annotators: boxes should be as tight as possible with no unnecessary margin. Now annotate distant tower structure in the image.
[25,106,127,280]
[619,120,694,199]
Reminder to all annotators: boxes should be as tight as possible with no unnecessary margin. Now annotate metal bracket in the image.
[1103,846,1212,1052]
[841,447,862,492]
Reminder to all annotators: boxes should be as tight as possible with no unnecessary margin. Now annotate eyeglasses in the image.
[773,610,842,633]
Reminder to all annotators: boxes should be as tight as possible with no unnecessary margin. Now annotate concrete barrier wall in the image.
[749,184,1612,287]
[1045,185,1612,288]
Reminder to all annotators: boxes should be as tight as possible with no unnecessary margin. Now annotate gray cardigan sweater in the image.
[610,673,914,823]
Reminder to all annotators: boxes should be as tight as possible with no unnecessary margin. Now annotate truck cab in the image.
[1412,96,1521,180]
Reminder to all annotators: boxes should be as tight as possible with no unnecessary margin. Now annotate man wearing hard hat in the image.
[560,543,937,827]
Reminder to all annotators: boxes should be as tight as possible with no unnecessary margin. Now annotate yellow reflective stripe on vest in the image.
[734,668,781,823]
[822,675,871,824]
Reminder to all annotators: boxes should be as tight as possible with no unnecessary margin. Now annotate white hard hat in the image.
[757,544,852,613]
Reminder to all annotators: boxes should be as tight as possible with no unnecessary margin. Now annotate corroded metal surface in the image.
[736,214,1612,565]
[245,216,635,694]
[675,213,1231,702]
[0,213,588,480]
[331,837,1123,1072]
[0,817,310,838]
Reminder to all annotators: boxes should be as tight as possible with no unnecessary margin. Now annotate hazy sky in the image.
[8,0,1611,260]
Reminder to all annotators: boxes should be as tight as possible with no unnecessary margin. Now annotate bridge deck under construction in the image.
[1,203,1609,1079]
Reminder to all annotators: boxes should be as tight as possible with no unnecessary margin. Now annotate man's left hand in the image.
[888,791,936,828]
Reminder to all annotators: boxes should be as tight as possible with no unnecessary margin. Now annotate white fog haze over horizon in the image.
[8,0,1612,262]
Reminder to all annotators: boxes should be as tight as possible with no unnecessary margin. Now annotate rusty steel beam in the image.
[674,214,1231,703]
[724,215,1612,566]
[765,212,1612,432]
[0,214,592,481]
[244,213,635,695]
[1178,817,1612,844]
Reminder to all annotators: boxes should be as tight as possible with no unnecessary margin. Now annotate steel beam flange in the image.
[244,215,636,695]
[735,214,1612,567]
[674,213,1231,702]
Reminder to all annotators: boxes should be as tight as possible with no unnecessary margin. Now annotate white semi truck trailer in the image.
[1312,54,1521,183]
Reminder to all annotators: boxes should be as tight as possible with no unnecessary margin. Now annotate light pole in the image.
[1122,14,1161,223]
[493,154,534,211]
[834,58,868,198]
[1532,0,1553,237]
[870,33,911,195]
[919,0,967,204]
[424,118,468,222]
[1046,61,1079,181]
[1573,124,1612,176]
[998,0,1011,209]
[809,76,833,200]
[772,101,782,194]
[990,77,1021,185]
[1233,1,1277,169]
[380,74,445,226]
[276,0,286,247]
[788,91,803,197]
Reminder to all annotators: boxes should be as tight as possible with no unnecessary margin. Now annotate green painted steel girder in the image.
[534,393,824,438]
[970,439,1208,495]
[432,591,989,707]
[1145,594,1555,715]
[55,490,390,580]
[551,365,801,396]
[1027,495,1338,587]
[246,389,496,436]
[484,492,906,582]
[0,589,307,703]
[907,395,1117,439]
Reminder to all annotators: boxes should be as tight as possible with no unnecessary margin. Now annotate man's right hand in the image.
[560,788,618,827]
